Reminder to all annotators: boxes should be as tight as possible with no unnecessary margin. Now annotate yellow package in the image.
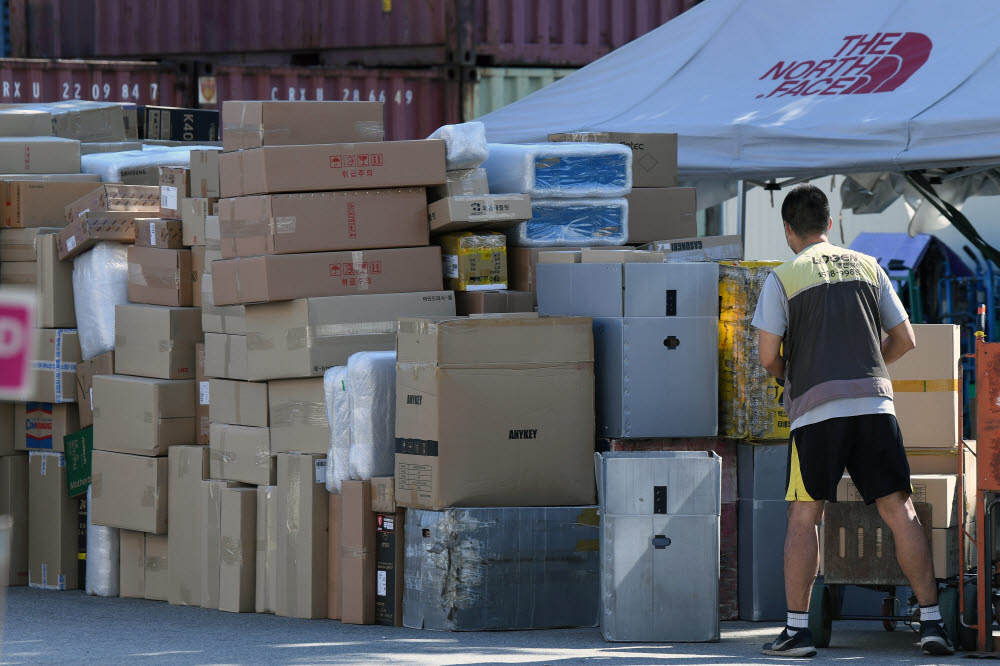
[439,231,508,292]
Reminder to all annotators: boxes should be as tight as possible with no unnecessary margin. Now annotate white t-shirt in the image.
[750,266,909,431]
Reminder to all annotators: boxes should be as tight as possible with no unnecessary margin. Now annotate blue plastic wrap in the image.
[484,143,632,198]
[507,198,629,247]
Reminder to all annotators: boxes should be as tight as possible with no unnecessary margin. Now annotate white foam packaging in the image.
[323,365,352,493]
[72,242,129,360]
[507,198,629,247]
[484,142,632,198]
[82,145,221,183]
[85,485,120,597]
[346,351,396,481]
[428,121,489,170]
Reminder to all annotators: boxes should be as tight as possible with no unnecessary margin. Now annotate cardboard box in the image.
[28,328,81,404]
[210,379,268,427]
[0,137,80,174]
[579,248,664,264]
[0,455,29,586]
[427,168,489,202]
[114,304,202,379]
[244,291,455,381]
[64,184,161,225]
[256,485,278,614]
[27,451,79,589]
[0,227,60,261]
[276,453,329,619]
[122,105,139,139]
[63,426,93,498]
[202,479,241,610]
[0,108,52,136]
[837,474,958,528]
[200,273,247,335]
[219,486,257,613]
[455,290,534,316]
[889,325,961,448]
[80,141,142,154]
[190,150,220,198]
[439,231,507,292]
[192,245,206,307]
[209,423,275,486]
[375,511,404,627]
[548,132,678,188]
[212,245,444,305]
[395,316,596,510]
[92,374,196,456]
[126,246,194,307]
[907,447,962,475]
[140,106,219,142]
[205,333,249,380]
[56,212,135,261]
[167,445,210,606]
[15,402,79,452]
[196,343,209,445]
[641,235,744,262]
[134,218,184,249]
[0,401,13,456]
[219,139,445,197]
[327,492,342,620]
[35,234,76,328]
[1,181,101,229]
[119,529,145,598]
[218,188,429,258]
[90,450,168,533]
[508,246,583,294]
[267,378,328,455]
[625,187,696,243]
[0,173,96,183]
[221,101,384,152]
[341,479,375,625]
[181,197,217,246]
[1,260,34,285]
[427,194,532,233]
[144,533,169,601]
[159,166,190,219]
[40,101,126,143]
[371,477,396,513]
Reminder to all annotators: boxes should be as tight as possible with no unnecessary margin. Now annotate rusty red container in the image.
[0,57,187,106]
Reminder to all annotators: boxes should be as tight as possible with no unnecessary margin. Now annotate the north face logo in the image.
[758,32,932,98]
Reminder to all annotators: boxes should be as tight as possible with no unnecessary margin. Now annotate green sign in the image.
[64,426,93,498]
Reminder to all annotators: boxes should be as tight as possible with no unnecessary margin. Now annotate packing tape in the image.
[221,536,243,565]
[892,379,959,393]
[356,120,383,139]
[252,321,397,352]
[141,484,158,508]
[271,400,327,428]
[341,546,371,560]
[256,450,273,468]
[145,554,167,572]
[352,251,369,292]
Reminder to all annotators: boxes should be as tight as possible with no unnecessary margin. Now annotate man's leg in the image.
[874,491,936,604]
[785,500,825,611]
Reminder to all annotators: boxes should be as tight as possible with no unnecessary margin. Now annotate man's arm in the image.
[882,318,916,365]
[758,329,785,379]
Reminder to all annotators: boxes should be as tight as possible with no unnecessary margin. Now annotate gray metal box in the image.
[737,442,789,501]
[598,451,721,642]
[595,316,718,438]
[738,498,788,621]
[537,262,719,318]
[402,506,600,631]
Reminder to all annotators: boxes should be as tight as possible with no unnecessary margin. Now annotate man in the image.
[752,184,953,657]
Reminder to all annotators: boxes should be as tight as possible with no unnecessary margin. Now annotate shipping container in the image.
[15,0,698,68]
[0,57,185,105]
[463,66,576,120]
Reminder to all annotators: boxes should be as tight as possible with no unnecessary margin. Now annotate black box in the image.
[375,511,404,627]
[139,106,219,142]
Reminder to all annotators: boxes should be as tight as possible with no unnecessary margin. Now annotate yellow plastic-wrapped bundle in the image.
[438,231,508,292]
[719,260,790,441]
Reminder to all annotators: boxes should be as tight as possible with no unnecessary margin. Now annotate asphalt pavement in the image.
[0,587,980,665]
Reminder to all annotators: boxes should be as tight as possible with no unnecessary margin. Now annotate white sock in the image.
[920,605,941,622]
[786,611,809,635]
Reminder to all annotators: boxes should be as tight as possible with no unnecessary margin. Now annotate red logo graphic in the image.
[330,155,342,169]
[345,155,357,168]
[758,32,932,98]
[371,154,383,167]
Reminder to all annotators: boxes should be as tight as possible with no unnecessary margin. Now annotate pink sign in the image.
[0,291,35,397]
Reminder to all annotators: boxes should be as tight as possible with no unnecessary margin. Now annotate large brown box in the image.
[395,316,596,510]
[221,101,384,152]
[0,401,14,456]
[15,403,78,452]
[126,246,194,307]
[134,218,184,249]
[27,328,81,403]
[119,529,145,599]
[92,374,196,456]
[243,291,455,381]
[624,187,697,243]
[190,150,220,198]
[276,452,328,619]
[196,343,209,445]
[182,197,217,247]
[158,166,190,219]
[327,492,342,620]
[219,188,429,258]
[256,485,278,614]
[65,184,160,224]
[455,290,534,316]
[35,234,76,328]
[144,533,169,601]
[341,479,375,625]
[219,140,445,198]
[114,304,202,379]
[168,445,210,607]
[90,450,168,533]
[427,194,532,233]
[59,184,160,260]
[204,333,249,380]
[0,227,59,261]
[267,378,329,455]
[547,132,678,188]
[210,378,268,427]
[74,350,114,429]
[0,137,80,175]
[218,486,257,613]
[1,180,101,228]
[890,324,961,448]
[209,423,275,486]
[212,246,444,306]
[202,479,241,611]
[0,455,29,586]
[28,451,79,589]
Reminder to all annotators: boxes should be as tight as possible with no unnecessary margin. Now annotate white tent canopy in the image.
[479,0,1000,209]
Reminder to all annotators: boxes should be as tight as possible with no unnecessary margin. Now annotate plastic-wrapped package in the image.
[507,198,629,247]
[324,366,353,493]
[347,351,396,481]
[427,168,490,202]
[484,143,632,198]
[86,484,120,597]
[82,146,221,183]
[73,242,128,360]
[428,122,489,170]
[438,231,508,291]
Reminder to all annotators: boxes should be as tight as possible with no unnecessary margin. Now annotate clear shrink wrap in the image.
[85,484,120,597]
[324,366,353,493]
[72,242,128,360]
[484,142,631,198]
[346,351,396,481]
[507,198,629,247]
[428,121,489,170]
[82,146,220,183]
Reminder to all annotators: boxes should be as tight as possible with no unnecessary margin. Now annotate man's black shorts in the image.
[785,413,911,504]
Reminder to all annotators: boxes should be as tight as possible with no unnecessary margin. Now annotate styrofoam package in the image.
[324,365,353,493]
[507,198,629,247]
[82,146,221,183]
[428,121,489,170]
[72,242,128,360]
[86,485,120,597]
[347,351,397,481]
[484,142,632,198]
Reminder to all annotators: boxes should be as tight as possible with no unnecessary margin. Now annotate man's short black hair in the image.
[781,184,830,237]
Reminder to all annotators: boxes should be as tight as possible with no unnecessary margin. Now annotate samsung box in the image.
[889,324,961,448]
[92,375,196,456]
[221,101,384,152]
[167,445,210,607]
[267,378,329,455]
[395,316,596,510]
[276,453,328,619]
[114,304,201,379]
[90,450,168,533]
[28,452,80,590]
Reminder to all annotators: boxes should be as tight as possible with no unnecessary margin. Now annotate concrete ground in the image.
[0,587,981,665]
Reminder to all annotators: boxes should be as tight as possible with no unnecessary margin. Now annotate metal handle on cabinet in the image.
[652,535,671,549]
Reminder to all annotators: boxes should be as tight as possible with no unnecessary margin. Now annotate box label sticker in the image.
[66,236,77,252]
[149,221,157,246]
[314,458,327,484]
[199,381,210,405]
[161,186,178,211]
[377,569,387,597]
[89,387,93,410]
[442,254,459,278]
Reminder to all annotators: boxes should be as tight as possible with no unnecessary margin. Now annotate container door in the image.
[650,514,720,642]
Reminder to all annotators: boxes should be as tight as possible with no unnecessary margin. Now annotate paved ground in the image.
[0,587,981,665]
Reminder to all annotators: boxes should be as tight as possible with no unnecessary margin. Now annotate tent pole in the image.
[737,179,747,260]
